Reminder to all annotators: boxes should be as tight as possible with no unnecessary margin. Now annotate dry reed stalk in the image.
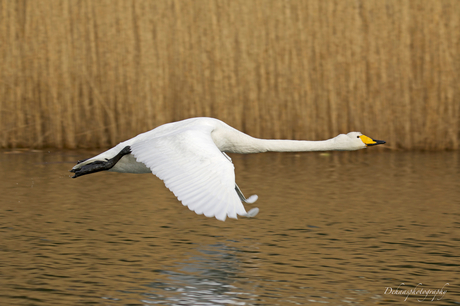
[0,0,459,150]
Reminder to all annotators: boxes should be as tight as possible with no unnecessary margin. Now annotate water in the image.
[0,149,459,305]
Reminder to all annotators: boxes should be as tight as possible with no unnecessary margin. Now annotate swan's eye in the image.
[357,136,360,138]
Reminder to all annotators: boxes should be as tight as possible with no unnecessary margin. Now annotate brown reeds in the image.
[0,0,459,150]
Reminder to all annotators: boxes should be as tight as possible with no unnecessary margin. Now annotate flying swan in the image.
[70,117,385,221]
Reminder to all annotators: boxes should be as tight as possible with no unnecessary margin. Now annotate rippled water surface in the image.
[1,149,459,305]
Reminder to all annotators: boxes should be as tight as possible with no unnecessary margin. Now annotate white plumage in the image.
[71,117,385,221]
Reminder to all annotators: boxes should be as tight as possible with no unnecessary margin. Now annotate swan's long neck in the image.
[219,132,344,153]
[254,138,338,153]
[214,124,356,154]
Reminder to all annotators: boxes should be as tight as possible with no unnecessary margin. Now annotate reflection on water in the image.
[142,243,255,305]
[0,149,459,305]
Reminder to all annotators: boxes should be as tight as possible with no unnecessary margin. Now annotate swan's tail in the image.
[70,146,131,178]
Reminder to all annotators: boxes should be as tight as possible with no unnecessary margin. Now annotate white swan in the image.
[70,117,385,221]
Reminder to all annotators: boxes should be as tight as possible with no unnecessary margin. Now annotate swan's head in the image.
[334,132,386,150]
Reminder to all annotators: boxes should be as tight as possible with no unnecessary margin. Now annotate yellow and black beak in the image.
[359,135,386,147]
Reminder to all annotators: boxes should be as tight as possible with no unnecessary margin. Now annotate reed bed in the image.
[0,0,459,150]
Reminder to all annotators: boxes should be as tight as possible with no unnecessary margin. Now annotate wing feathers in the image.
[130,125,249,220]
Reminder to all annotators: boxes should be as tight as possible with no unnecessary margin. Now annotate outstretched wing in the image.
[130,125,248,221]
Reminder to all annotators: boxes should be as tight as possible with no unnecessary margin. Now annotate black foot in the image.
[70,146,131,178]
[76,158,89,164]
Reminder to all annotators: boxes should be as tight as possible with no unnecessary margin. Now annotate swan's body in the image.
[71,117,385,221]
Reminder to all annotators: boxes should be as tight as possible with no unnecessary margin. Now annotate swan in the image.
[70,117,385,221]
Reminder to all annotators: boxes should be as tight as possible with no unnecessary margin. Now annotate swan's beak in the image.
[360,135,386,146]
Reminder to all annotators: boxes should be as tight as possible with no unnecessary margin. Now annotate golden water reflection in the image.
[0,150,459,305]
